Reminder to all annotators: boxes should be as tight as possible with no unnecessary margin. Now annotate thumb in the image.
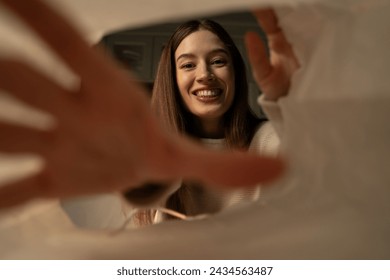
[178,142,285,188]
[245,31,272,88]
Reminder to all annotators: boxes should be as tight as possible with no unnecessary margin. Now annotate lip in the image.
[191,88,223,103]
[192,88,223,96]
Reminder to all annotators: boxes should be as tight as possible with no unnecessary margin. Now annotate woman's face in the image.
[175,29,235,128]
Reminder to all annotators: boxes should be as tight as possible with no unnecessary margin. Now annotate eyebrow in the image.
[176,48,229,62]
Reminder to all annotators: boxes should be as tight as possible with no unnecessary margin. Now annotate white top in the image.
[137,98,281,224]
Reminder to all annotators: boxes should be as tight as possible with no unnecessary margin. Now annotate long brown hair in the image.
[152,19,261,149]
[136,19,263,224]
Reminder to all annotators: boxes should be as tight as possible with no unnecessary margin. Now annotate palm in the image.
[0,0,285,208]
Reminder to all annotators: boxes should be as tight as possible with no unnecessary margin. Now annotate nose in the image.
[196,63,215,83]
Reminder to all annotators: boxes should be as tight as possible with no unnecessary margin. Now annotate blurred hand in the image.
[245,9,299,101]
[0,0,284,208]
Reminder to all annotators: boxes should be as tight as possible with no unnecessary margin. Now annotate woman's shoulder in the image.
[249,121,280,156]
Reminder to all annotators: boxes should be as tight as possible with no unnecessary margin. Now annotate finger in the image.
[0,173,48,209]
[0,121,54,154]
[252,8,292,54]
[139,131,285,188]
[244,32,272,87]
[187,150,285,188]
[252,9,280,35]
[166,139,285,188]
[0,59,75,117]
[1,0,114,83]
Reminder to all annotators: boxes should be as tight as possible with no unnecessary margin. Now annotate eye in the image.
[180,62,195,70]
[211,58,227,66]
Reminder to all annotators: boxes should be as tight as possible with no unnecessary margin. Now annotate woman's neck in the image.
[193,118,224,139]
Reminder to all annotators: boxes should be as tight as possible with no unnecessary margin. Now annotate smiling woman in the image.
[59,14,286,229]
[174,29,236,139]
[123,18,285,226]
[152,19,265,149]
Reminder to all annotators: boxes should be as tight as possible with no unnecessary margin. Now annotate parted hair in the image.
[133,20,263,225]
[151,19,261,149]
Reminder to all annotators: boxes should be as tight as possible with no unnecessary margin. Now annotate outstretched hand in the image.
[245,9,299,101]
[0,0,285,208]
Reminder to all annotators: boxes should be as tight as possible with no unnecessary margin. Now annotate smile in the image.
[193,89,222,97]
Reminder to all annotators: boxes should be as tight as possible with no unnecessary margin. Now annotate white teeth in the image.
[196,89,220,97]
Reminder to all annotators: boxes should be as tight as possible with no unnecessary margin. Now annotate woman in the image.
[125,19,282,225]
[0,1,296,231]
